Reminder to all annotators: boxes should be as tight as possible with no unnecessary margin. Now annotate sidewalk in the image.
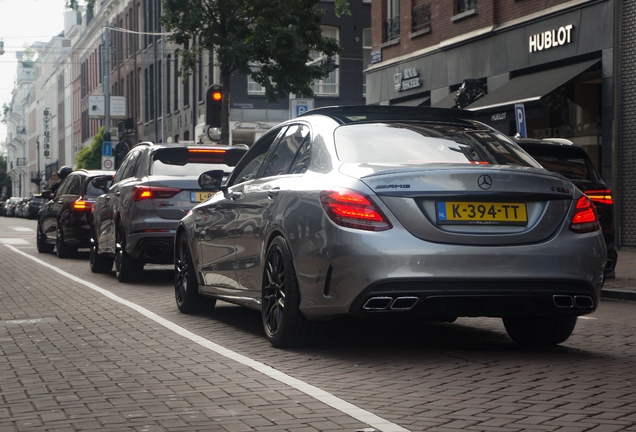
[602,249,636,302]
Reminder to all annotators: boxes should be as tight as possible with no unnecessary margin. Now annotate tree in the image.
[162,0,342,144]
[75,126,104,170]
[0,154,12,199]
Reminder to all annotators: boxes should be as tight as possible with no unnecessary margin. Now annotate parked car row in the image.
[3,195,43,219]
[34,106,609,349]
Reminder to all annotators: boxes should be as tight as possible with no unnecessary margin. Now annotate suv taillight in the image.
[585,189,613,205]
[319,189,392,232]
[73,200,94,211]
[132,186,182,201]
[570,196,601,233]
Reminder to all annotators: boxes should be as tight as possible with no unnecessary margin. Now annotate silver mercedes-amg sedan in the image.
[174,106,607,348]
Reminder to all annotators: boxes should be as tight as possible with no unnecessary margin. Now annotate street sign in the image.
[290,99,314,118]
[103,141,113,157]
[102,156,115,170]
[515,103,527,138]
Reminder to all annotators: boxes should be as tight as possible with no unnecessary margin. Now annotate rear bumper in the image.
[129,236,174,264]
[349,279,599,318]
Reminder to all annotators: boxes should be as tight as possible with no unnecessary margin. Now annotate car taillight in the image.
[73,200,94,211]
[132,186,182,201]
[570,196,601,233]
[585,189,613,205]
[319,189,392,232]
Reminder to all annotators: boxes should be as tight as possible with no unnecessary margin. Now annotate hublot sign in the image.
[529,24,573,53]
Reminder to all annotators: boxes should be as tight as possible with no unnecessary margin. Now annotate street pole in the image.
[104,22,111,144]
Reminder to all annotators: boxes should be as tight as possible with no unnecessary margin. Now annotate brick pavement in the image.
[602,249,636,302]
[1,223,636,432]
[0,242,375,432]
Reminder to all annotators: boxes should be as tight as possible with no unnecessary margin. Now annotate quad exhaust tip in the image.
[362,296,419,311]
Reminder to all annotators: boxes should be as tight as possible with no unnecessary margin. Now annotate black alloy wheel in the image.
[90,235,114,274]
[174,232,216,314]
[36,224,54,254]
[115,224,143,282]
[262,236,311,348]
[503,315,577,346]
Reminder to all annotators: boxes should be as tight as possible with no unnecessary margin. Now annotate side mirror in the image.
[198,170,225,191]
[91,175,113,192]
[41,190,52,200]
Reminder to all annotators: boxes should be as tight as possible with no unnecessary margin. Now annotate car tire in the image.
[90,236,114,274]
[174,232,216,314]
[56,227,77,258]
[36,224,54,254]
[262,236,312,348]
[503,315,577,346]
[115,225,143,282]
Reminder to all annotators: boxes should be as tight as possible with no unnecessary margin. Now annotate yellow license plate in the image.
[191,191,215,203]
[436,201,527,225]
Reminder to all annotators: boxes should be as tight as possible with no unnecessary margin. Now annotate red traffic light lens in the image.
[212,91,222,101]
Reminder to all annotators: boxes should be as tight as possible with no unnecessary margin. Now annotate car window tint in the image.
[56,176,73,195]
[121,150,142,180]
[113,153,133,184]
[86,179,111,198]
[289,127,312,174]
[229,129,283,185]
[517,145,598,182]
[66,175,82,195]
[334,123,542,168]
[261,125,309,177]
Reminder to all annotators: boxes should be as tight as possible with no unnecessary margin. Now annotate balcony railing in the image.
[412,2,431,32]
[16,126,26,135]
[386,16,400,41]
[16,158,26,167]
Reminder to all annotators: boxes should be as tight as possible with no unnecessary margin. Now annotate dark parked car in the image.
[37,169,115,258]
[514,137,617,277]
[25,195,44,219]
[90,142,248,282]
[174,106,607,348]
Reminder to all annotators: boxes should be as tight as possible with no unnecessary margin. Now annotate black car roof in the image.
[298,105,478,125]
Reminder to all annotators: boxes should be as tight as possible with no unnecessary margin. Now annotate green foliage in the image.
[163,0,342,102]
[66,0,95,15]
[75,126,104,170]
[0,154,12,198]
[1,103,8,125]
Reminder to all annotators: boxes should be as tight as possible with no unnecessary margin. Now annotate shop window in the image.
[310,26,339,96]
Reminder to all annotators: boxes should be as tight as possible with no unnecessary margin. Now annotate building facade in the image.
[366,0,631,246]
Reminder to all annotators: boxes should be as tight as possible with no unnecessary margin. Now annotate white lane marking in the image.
[12,227,34,232]
[6,244,408,432]
[0,238,29,244]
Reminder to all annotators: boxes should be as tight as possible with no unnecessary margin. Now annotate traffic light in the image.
[206,84,223,128]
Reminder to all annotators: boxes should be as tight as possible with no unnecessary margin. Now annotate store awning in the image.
[431,92,458,109]
[466,59,600,111]
[396,96,431,107]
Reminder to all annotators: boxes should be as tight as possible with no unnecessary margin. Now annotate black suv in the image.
[37,170,115,257]
[514,138,617,276]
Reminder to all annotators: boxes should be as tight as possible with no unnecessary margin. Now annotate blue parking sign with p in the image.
[514,104,527,138]
[296,105,308,116]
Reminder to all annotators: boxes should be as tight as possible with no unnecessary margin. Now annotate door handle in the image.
[115,192,121,197]
[230,191,242,200]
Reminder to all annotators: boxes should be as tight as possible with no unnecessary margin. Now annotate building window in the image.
[457,0,476,13]
[144,68,149,122]
[174,52,179,112]
[311,26,339,96]
[412,1,431,32]
[166,55,171,113]
[362,28,371,97]
[386,0,400,41]
[247,63,266,94]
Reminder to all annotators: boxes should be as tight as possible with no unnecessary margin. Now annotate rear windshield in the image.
[518,144,599,182]
[151,147,245,176]
[334,122,542,168]
[86,180,111,198]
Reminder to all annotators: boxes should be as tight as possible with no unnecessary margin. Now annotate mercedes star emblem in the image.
[478,175,492,190]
